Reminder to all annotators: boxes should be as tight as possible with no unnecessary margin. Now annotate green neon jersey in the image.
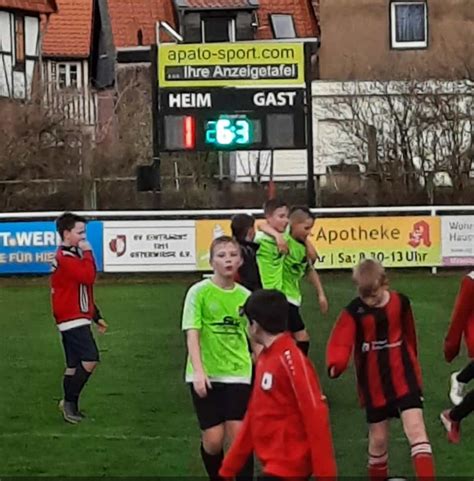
[254,232,284,290]
[182,278,251,383]
[282,234,310,306]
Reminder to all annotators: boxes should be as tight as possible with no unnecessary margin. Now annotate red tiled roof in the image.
[257,0,318,39]
[0,0,57,13]
[42,0,93,57]
[108,0,176,48]
[181,0,255,8]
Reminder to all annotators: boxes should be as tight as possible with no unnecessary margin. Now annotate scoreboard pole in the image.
[304,42,316,208]
[150,45,161,193]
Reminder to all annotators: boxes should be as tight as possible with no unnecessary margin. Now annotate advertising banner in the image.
[195,216,441,271]
[103,221,196,272]
[0,221,103,274]
[158,42,305,88]
[441,216,474,266]
[311,216,441,269]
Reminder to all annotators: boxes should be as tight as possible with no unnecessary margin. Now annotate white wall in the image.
[0,11,40,99]
[234,79,474,183]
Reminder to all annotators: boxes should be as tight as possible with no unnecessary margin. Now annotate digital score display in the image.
[205,117,258,147]
[162,113,301,151]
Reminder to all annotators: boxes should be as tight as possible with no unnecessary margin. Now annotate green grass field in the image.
[0,273,472,477]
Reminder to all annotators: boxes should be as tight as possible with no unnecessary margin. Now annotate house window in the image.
[391,2,427,49]
[270,14,296,39]
[202,17,235,42]
[14,15,25,71]
[57,62,79,89]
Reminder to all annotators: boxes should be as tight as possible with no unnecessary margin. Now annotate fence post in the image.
[431,207,438,275]
[82,133,96,210]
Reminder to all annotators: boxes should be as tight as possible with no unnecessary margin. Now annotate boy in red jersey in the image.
[326,259,434,481]
[440,271,474,443]
[219,289,337,481]
[51,212,107,424]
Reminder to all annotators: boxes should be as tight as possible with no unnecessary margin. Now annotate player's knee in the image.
[202,433,224,455]
[403,420,428,444]
[293,330,310,342]
[368,427,388,453]
[82,361,97,373]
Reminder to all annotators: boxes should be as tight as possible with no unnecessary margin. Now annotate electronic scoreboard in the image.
[158,89,306,151]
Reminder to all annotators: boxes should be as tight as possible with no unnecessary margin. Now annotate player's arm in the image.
[445,275,474,362]
[326,310,355,378]
[283,351,337,478]
[306,267,328,314]
[305,236,318,264]
[258,221,288,254]
[401,296,418,356]
[93,304,108,334]
[59,249,96,285]
[182,286,210,398]
[219,406,254,478]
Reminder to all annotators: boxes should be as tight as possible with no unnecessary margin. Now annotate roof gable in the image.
[0,0,57,14]
[42,0,93,57]
[107,0,176,48]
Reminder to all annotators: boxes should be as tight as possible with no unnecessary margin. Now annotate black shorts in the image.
[61,324,100,368]
[288,303,306,333]
[190,382,251,430]
[366,392,424,424]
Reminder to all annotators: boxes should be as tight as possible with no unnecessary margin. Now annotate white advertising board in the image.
[441,216,474,266]
[103,221,196,272]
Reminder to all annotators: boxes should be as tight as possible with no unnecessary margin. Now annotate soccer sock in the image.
[200,443,224,481]
[367,451,388,481]
[63,374,74,403]
[296,340,310,356]
[69,363,92,407]
[450,389,474,422]
[236,453,254,481]
[457,361,474,384]
[411,442,435,479]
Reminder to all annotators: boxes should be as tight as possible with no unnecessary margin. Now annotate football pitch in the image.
[0,272,472,477]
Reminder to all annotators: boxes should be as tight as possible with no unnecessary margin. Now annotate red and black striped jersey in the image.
[445,272,474,361]
[50,246,97,331]
[326,291,423,409]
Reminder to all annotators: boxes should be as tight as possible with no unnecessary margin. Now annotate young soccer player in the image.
[51,212,108,424]
[326,259,435,481]
[440,271,474,443]
[219,289,337,480]
[254,199,290,291]
[182,236,254,481]
[281,207,328,355]
[231,213,262,292]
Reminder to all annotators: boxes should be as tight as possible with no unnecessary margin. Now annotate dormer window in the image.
[201,16,236,42]
[270,14,296,39]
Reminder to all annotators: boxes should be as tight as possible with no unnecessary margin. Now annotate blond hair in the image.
[353,259,388,298]
[209,235,241,260]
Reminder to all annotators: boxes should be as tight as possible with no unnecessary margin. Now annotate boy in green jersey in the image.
[258,204,327,355]
[182,235,253,480]
[283,206,328,355]
[254,198,290,291]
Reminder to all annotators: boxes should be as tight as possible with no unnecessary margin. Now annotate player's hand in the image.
[97,318,108,335]
[318,293,329,314]
[276,234,289,254]
[444,339,459,363]
[78,240,92,251]
[193,372,212,398]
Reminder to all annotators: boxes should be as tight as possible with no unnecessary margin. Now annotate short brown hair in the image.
[353,259,388,298]
[56,212,87,240]
[209,235,241,260]
[289,205,315,224]
[263,198,288,217]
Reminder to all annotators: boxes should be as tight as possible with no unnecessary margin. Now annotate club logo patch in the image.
[261,372,273,390]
